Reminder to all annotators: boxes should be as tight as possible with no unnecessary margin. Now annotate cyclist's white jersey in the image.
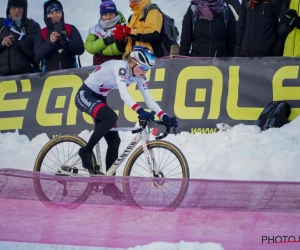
[84,59,165,117]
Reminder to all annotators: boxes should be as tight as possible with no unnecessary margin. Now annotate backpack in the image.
[191,4,230,32]
[132,4,179,56]
[40,23,81,72]
[253,101,291,131]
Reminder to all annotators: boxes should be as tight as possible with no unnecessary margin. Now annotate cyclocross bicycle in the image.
[33,118,190,211]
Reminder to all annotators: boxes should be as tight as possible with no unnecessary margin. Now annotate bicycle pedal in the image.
[94,165,104,175]
[94,169,105,175]
[96,171,105,175]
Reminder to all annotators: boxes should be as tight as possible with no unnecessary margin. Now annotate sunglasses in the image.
[138,65,150,71]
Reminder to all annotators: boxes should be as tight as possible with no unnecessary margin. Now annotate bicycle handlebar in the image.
[131,121,147,134]
[153,120,171,140]
[131,113,177,140]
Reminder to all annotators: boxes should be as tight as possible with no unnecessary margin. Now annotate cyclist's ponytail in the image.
[122,51,133,62]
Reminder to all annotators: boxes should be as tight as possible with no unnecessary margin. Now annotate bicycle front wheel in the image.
[123,140,189,178]
[33,135,96,209]
[123,140,189,211]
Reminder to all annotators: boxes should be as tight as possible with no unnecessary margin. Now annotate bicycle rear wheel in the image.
[122,140,189,211]
[33,135,96,209]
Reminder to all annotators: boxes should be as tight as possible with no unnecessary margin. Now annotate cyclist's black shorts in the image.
[75,83,108,118]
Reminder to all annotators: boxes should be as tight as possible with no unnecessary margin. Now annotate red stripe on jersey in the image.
[157,111,164,118]
[92,102,107,118]
[132,104,140,111]
[99,88,111,92]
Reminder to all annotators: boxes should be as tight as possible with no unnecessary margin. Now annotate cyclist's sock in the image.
[104,131,121,174]
[78,147,94,172]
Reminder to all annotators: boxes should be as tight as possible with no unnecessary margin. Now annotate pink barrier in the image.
[1,169,300,249]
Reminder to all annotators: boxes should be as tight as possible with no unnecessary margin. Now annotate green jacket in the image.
[84,11,126,56]
[284,1,300,56]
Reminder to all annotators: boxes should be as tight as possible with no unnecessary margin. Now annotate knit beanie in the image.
[100,1,118,17]
[8,0,26,8]
[46,2,63,14]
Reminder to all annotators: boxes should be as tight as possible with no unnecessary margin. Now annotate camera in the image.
[53,22,63,35]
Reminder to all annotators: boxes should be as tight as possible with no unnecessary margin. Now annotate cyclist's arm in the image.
[115,66,142,112]
[136,77,165,119]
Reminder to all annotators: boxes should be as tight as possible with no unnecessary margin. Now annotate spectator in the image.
[112,0,165,58]
[275,0,300,56]
[84,0,126,65]
[34,0,84,72]
[235,0,282,57]
[179,0,236,57]
[0,0,40,76]
[226,0,241,16]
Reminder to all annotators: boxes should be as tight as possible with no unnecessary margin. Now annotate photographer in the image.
[0,0,40,76]
[34,0,84,72]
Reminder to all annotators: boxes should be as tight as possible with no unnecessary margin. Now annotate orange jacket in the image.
[125,0,163,57]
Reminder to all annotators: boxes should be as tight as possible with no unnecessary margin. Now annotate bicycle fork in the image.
[141,130,160,177]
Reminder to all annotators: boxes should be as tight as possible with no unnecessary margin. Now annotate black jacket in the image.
[274,0,294,56]
[34,0,84,72]
[236,0,282,57]
[0,0,40,76]
[179,5,236,57]
[226,0,241,15]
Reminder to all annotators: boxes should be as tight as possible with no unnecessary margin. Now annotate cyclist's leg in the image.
[75,84,117,172]
[84,107,117,151]
[104,129,121,175]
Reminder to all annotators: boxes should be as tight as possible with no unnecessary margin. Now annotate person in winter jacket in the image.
[235,0,282,57]
[0,0,40,76]
[84,0,126,65]
[226,0,241,16]
[179,0,236,57]
[112,0,165,58]
[275,0,300,56]
[34,0,84,72]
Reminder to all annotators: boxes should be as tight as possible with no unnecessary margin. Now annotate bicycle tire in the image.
[33,135,96,209]
[122,140,189,211]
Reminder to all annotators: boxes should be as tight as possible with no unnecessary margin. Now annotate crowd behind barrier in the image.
[0,0,300,77]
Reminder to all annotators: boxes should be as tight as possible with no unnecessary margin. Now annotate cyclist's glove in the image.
[136,108,154,121]
[282,9,300,28]
[162,114,178,128]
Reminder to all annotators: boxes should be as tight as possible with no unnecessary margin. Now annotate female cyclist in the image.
[75,45,177,174]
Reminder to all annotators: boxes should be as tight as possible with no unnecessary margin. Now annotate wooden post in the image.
[170,45,179,59]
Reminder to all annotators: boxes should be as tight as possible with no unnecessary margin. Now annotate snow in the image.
[1,117,300,249]
[0,241,224,250]
[1,117,300,182]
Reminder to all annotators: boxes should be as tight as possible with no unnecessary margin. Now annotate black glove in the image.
[281,9,300,28]
[161,114,178,128]
[115,39,125,52]
[136,108,154,122]
[103,35,115,46]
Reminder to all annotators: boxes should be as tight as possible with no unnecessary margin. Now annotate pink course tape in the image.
[0,169,300,250]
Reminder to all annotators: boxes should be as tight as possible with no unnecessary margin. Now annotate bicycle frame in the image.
[101,123,157,176]
[57,120,168,177]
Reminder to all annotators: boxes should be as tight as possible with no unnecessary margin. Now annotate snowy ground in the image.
[1,117,300,250]
[0,241,224,250]
[1,118,300,182]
